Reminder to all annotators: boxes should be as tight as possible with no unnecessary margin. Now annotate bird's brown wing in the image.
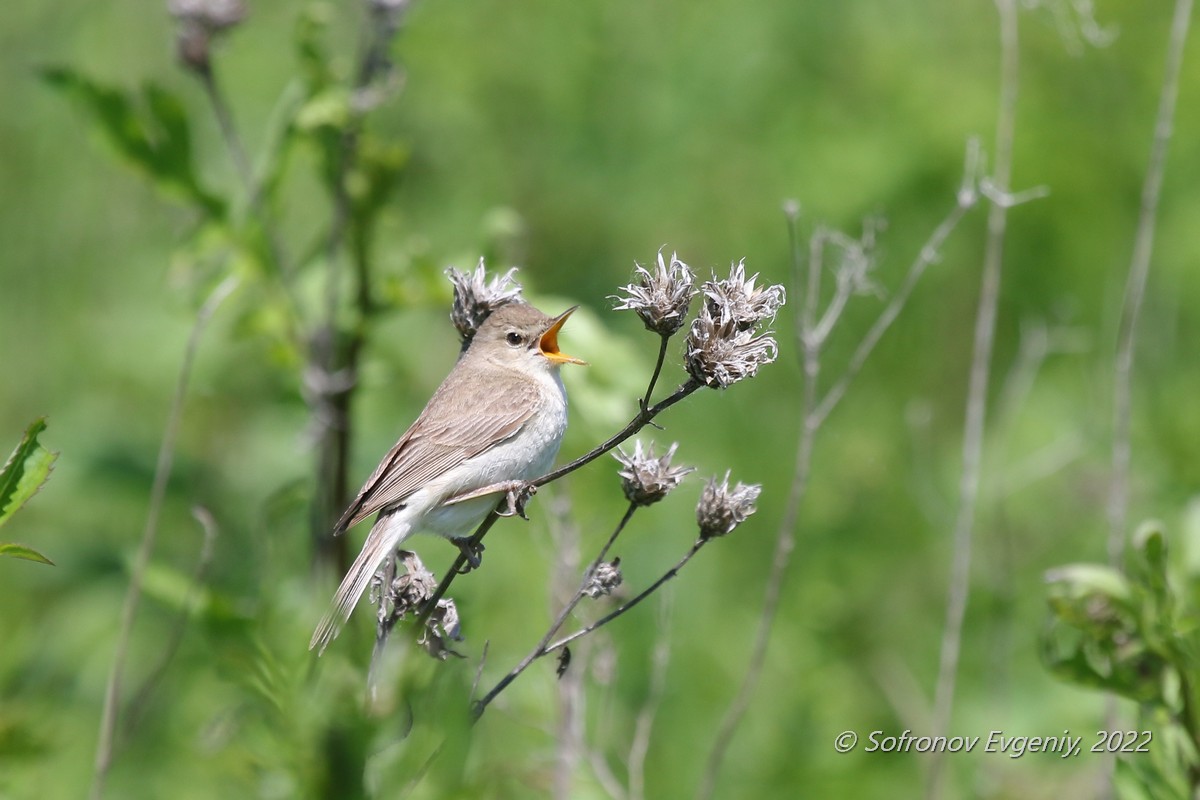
[333,371,542,534]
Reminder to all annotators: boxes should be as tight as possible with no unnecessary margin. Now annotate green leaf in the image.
[1132,520,1169,591]
[0,544,55,565]
[294,88,352,132]
[1044,563,1135,621]
[40,67,156,165]
[0,419,58,530]
[1114,754,1185,800]
[1040,560,1175,702]
[41,66,225,218]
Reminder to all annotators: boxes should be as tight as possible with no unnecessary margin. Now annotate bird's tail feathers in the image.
[310,516,408,655]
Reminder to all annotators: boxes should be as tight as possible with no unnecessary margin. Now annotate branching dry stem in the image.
[928,3,1022,797]
[472,503,639,718]
[697,146,980,800]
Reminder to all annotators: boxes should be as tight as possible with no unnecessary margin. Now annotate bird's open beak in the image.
[539,306,588,365]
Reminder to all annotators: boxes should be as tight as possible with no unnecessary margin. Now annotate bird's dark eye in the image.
[505,331,523,346]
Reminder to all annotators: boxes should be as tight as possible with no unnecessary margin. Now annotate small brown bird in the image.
[311,302,586,653]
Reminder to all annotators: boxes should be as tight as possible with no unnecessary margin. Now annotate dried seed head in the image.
[684,303,779,389]
[611,250,696,336]
[372,551,463,660]
[613,440,694,506]
[583,558,624,599]
[702,259,786,331]
[684,259,785,389]
[696,472,762,539]
[371,550,437,618]
[446,258,524,345]
[167,0,246,72]
[422,598,464,661]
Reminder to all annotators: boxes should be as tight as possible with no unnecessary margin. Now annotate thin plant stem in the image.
[697,209,821,800]
[928,3,1020,797]
[1107,0,1193,566]
[554,652,585,800]
[546,503,637,643]
[471,504,638,717]
[552,497,585,800]
[198,67,252,188]
[812,140,980,428]
[629,592,673,800]
[697,152,979,800]
[469,641,490,704]
[123,506,220,736]
[589,747,628,800]
[538,380,702,486]
[541,540,707,657]
[640,334,671,411]
[90,275,238,800]
[1103,0,1193,791]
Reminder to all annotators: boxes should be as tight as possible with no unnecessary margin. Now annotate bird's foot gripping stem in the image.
[452,537,485,572]
[444,481,538,573]
[443,480,538,520]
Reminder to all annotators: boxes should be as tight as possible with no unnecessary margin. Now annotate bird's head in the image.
[471,302,588,372]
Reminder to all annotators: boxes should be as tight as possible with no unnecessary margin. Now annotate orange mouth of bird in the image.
[539,306,588,365]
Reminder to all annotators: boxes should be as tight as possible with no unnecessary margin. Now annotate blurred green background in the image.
[2,0,1198,798]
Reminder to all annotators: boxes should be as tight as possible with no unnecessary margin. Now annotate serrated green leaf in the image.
[0,544,55,565]
[40,66,157,166]
[0,419,58,530]
[41,66,225,218]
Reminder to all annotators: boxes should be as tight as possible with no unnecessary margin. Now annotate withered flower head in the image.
[583,558,623,599]
[168,0,246,72]
[422,598,463,661]
[446,258,524,344]
[613,440,694,506]
[371,550,437,618]
[696,472,762,539]
[702,259,786,331]
[611,250,696,336]
[684,303,779,389]
[371,551,463,660]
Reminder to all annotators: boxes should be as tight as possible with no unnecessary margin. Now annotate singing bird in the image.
[310,302,586,653]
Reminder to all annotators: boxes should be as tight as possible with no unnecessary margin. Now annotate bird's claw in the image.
[497,482,537,519]
[453,537,485,573]
[444,481,537,572]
